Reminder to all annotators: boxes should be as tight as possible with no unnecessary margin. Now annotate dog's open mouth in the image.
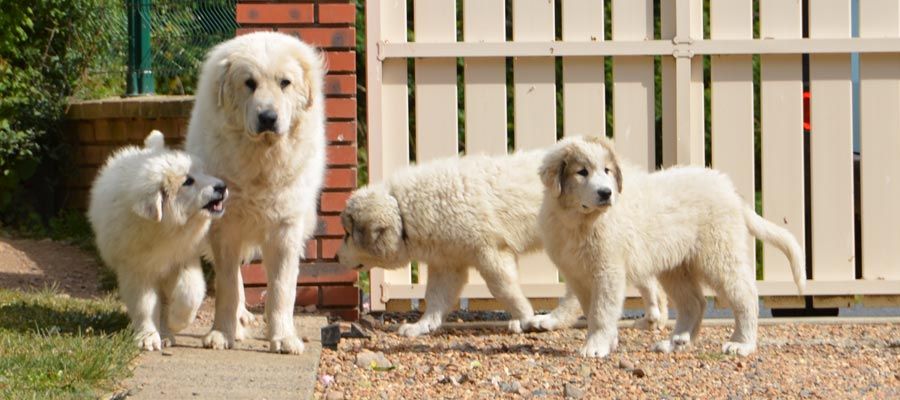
[203,198,225,215]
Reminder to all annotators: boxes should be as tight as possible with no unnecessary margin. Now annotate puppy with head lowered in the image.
[337,150,668,337]
[538,136,805,357]
[89,131,227,351]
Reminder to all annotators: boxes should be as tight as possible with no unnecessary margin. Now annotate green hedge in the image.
[0,0,122,224]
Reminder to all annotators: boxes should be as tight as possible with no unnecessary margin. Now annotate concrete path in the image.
[117,311,327,400]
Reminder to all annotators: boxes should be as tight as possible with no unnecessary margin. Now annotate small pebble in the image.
[564,383,585,399]
[161,351,173,357]
[632,368,647,378]
[618,359,634,370]
[324,390,344,400]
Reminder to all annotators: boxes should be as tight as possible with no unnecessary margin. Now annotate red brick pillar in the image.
[235,0,359,321]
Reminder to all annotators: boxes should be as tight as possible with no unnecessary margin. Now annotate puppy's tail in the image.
[743,206,806,295]
[144,130,166,151]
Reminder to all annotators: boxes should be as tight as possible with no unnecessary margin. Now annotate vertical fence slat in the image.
[513,0,558,284]
[562,0,605,138]
[366,0,410,310]
[612,0,654,170]
[413,0,459,287]
[759,0,805,282]
[463,0,506,285]
[464,0,507,155]
[859,2,900,281]
[414,0,458,162]
[808,0,855,281]
[710,0,755,265]
[674,0,705,166]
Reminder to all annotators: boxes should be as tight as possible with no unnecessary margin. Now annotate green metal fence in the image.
[131,0,238,95]
[83,0,237,97]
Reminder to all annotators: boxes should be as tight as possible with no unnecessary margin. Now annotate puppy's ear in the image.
[133,190,163,222]
[597,137,623,193]
[216,58,231,109]
[539,148,569,197]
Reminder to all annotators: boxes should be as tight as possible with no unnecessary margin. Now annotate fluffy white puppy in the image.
[186,32,325,354]
[538,136,805,357]
[337,150,667,337]
[89,130,227,351]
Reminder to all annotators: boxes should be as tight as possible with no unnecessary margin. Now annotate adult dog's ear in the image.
[133,190,163,222]
[298,49,325,111]
[216,58,231,108]
[539,148,569,197]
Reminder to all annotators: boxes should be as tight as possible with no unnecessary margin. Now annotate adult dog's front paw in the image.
[202,330,234,350]
[270,336,304,355]
[397,321,438,337]
[579,333,616,358]
[136,330,162,351]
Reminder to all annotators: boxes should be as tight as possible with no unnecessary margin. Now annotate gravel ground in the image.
[316,322,899,399]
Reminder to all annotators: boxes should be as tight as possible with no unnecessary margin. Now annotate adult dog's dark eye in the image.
[183,176,195,186]
[577,168,589,177]
[245,79,257,90]
[280,79,291,89]
[604,167,612,174]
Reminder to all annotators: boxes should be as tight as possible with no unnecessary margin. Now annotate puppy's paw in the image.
[160,332,176,348]
[202,330,234,350]
[507,320,523,334]
[270,336,304,355]
[136,330,162,351]
[632,316,661,331]
[397,321,438,337]
[651,340,675,353]
[579,334,615,358]
[672,332,691,347]
[722,341,756,356]
[233,324,249,342]
[523,314,562,332]
[238,307,255,327]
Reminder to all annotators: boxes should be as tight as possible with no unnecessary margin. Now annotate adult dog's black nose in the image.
[214,183,227,194]
[597,187,612,202]
[257,110,278,132]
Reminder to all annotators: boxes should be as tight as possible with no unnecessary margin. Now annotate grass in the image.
[0,288,138,399]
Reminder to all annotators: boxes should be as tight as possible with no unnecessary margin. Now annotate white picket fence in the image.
[365,0,900,312]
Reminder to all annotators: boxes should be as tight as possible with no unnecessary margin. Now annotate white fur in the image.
[186,32,326,354]
[337,150,667,337]
[89,131,226,351]
[538,136,806,358]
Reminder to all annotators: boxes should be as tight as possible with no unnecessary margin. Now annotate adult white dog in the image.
[336,150,667,337]
[538,136,805,358]
[186,32,325,354]
[89,130,227,351]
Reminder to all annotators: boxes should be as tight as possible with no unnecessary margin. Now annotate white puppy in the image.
[89,131,227,351]
[337,150,667,337]
[538,136,805,357]
[186,32,325,354]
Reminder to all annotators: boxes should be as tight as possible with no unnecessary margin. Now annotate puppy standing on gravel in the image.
[89,131,227,351]
[336,150,667,337]
[538,136,805,357]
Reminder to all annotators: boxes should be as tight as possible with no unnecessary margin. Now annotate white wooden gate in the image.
[365,0,900,312]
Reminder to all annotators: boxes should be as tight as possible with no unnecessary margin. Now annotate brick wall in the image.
[62,0,360,321]
[64,96,194,209]
[235,0,359,321]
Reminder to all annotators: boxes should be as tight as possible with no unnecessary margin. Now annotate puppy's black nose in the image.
[597,187,612,202]
[257,110,278,132]
[214,183,227,194]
